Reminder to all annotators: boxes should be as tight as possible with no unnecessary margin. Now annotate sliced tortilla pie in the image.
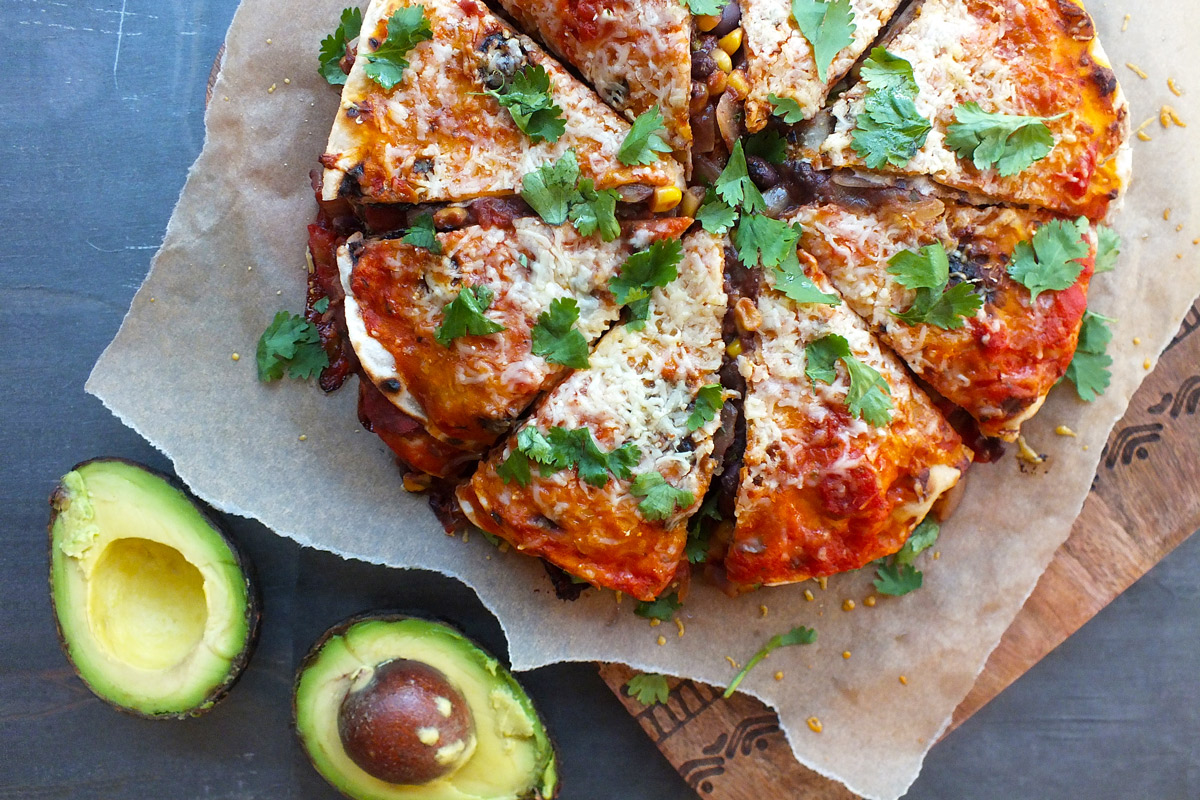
[494,0,692,153]
[340,216,691,477]
[743,0,905,131]
[458,230,729,600]
[726,258,970,588]
[813,0,1130,220]
[321,0,683,205]
[791,197,1095,442]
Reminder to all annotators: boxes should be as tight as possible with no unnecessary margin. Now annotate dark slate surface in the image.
[2,1,1196,798]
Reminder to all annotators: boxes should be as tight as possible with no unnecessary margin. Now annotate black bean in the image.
[710,2,742,38]
[692,52,717,80]
[746,155,781,189]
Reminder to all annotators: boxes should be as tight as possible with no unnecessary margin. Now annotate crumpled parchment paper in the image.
[86,1,1200,797]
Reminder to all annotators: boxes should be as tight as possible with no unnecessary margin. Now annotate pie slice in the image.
[340,215,692,477]
[458,230,730,600]
[791,196,1095,441]
[494,0,693,152]
[812,0,1130,220]
[320,0,683,206]
[743,0,905,131]
[725,258,971,588]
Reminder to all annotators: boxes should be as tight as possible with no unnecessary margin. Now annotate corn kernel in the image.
[807,716,823,733]
[707,70,728,97]
[650,186,683,213]
[842,651,851,660]
[718,28,743,55]
[842,599,855,611]
[696,13,721,31]
[774,671,784,681]
[712,49,733,74]
[864,596,876,607]
[657,635,667,646]
[899,675,908,685]
[727,69,750,100]
[725,339,743,357]
[803,589,814,602]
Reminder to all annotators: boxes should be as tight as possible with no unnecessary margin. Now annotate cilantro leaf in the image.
[945,102,1060,176]
[502,425,640,487]
[401,213,442,254]
[685,493,721,564]
[687,384,725,432]
[887,242,949,290]
[1008,217,1090,302]
[522,150,581,225]
[496,448,532,487]
[895,518,939,567]
[745,130,787,164]
[484,64,566,143]
[569,179,621,242]
[850,49,929,169]
[257,311,329,382]
[313,296,330,313]
[618,106,672,165]
[715,141,768,214]
[531,297,590,369]
[695,189,738,235]
[735,215,801,269]
[859,47,919,96]
[805,334,893,425]
[634,592,681,621]
[681,0,726,13]
[768,93,807,124]
[888,243,982,329]
[873,562,923,596]
[1094,225,1121,274]
[609,239,684,328]
[362,5,434,90]
[632,472,695,521]
[625,673,671,706]
[723,626,817,698]
[774,258,841,305]
[851,87,931,169]
[434,285,506,347]
[791,0,856,83]
[1064,309,1114,401]
[318,7,363,86]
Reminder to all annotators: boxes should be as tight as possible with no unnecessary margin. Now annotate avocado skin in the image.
[47,457,261,720]
[294,613,560,800]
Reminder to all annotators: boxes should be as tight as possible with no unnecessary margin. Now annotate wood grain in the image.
[600,301,1200,798]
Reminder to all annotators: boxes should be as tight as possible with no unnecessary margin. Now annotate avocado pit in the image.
[338,658,476,785]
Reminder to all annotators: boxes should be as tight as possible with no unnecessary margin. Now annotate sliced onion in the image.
[716,92,741,152]
[762,185,791,217]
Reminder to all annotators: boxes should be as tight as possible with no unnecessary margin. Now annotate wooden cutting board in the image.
[205,52,1200,800]
[599,300,1200,799]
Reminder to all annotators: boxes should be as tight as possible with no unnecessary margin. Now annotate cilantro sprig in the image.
[695,189,738,235]
[945,102,1062,177]
[873,517,939,596]
[318,7,363,86]
[521,151,621,241]
[531,297,591,369]
[681,0,725,13]
[497,425,641,488]
[1094,225,1121,274]
[634,592,681,621]
[1064,309,1114,401]
[401,213,441,254]
[608,239,685,329]
[805,333,893,426]
[1008,217,1090,302]
[434,285,505,347]
[714,141,768,214]
[769,93,807,124]
[791,0,856,83]
[257,311,329,381]
[734,215,840,305]
[625,673,670,706]
[632,472,695,521]
[362,5,434,90]
[850,48,931,169]
[887,242,982,329]
[687,384,725,432]
[745,130,787,164]
[618,106,672,166]
[484,64,566,144]
[723,626,817,698]
[685,493,721,564]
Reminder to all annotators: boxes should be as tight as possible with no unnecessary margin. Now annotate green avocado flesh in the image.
[48,459,255,718]
[295,617,558,800]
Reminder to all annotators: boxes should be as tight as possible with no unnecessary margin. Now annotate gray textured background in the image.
[3,1,1197,797]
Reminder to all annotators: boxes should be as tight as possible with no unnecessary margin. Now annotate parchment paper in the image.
[86,2,1200,797]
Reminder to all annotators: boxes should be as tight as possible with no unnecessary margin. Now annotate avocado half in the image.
[295,615,559,800]
[48,458,259,719]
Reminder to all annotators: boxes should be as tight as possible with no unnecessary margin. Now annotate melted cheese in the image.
[322,0,683,205]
